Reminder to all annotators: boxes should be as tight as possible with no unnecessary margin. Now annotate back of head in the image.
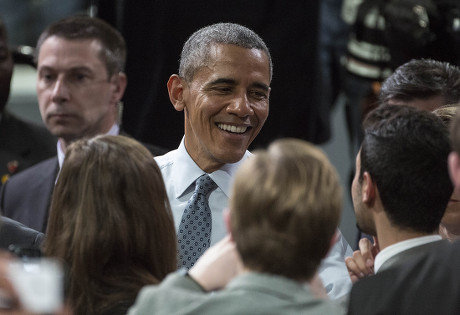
[179,22,273,82]
[230,138,342,281]
[379,59,460,105]
[360,105,453,233]
[35,15,126,77]
[44,135,176,314]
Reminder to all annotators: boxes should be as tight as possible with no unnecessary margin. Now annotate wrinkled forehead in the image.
[204,44,270,79]
[209,43,270,74]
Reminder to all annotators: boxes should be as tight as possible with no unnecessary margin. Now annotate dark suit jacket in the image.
[0,134,165,233]
[0,216,44,251]
[348,240,460,315]
[378,239,445,272]
[0,157,58,233]
[0,110,56,182]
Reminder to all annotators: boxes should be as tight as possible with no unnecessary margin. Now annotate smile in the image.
[217,123,248,134]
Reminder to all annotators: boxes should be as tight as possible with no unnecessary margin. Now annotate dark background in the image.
[97,0,327,151]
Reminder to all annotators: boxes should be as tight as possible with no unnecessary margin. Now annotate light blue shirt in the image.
[155,137,353,299]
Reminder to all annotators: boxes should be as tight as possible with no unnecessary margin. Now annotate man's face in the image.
[37,36,123,147]
[0,29,13,112]
[181,44,270,172]
[351,151,376,235]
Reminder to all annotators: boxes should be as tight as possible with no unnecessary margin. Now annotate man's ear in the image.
[223,208,233,241]
[167,74,186,111]
[361,171,376,204]
[449,152,460,189]
[110,72,127,103]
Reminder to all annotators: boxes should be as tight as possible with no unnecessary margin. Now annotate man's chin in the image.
[219,150,247,164]
[51,130,82,144]
[356,222,376,236]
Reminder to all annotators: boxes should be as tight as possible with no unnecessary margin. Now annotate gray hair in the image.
[179,23,273,82]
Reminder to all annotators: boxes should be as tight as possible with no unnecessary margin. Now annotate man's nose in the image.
[50,77,70,103]
[227,93,253,117]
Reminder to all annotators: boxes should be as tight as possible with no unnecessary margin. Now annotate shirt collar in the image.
[57,124,120,169]
[171,137,251,199]
[374,234,442,273]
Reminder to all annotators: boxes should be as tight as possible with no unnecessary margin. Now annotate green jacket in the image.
[128,271,345,315]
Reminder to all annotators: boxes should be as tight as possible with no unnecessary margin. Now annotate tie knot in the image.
[195,174,217,196]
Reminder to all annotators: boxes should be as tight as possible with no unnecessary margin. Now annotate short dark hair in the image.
[360,105,453,233]
[179,22,272,82]
[35,15,126,77]
[379,59,460,105]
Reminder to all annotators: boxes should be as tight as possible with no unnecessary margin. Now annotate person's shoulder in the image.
[222,273,345,315]
[0,216,44,250]
[154,148,177,168]
[127,271,203,314]
[0,112,56,178]
[12,156,57,175]
[3,156,58,187]
[348,241,460,314]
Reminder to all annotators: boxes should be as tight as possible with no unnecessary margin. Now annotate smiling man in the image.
[157,23,354,300]
[167,43,270,173]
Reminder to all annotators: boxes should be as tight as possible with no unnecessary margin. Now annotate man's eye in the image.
[250,90,268,100]
[41,73,55,82]
[214,87,232,93]
[70,73,88,82]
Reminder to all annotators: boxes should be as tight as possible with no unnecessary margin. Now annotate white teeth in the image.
[218,123,247,134]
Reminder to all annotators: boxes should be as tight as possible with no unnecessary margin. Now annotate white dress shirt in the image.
[56,124,120,182]
[155,137,353,299]
[155,137,248,244]
[57,124,120,169]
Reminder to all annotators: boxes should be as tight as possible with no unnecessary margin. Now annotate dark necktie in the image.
[177,174,217,269]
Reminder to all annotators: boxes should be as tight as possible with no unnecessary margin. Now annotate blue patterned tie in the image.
[177,174,217,269]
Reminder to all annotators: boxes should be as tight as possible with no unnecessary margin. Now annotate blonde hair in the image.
[230,138,342,280]
[44,135,176,314]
